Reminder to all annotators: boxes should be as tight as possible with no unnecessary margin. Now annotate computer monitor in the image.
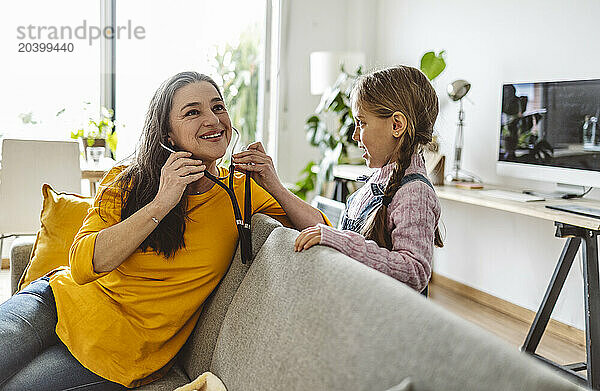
[496,79,600,188]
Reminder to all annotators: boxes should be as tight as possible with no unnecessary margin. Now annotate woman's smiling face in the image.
[168,81,232,162]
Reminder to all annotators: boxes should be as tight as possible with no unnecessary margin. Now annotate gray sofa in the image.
[10,214,586,390]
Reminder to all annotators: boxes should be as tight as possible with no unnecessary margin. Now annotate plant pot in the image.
[82,138,107,161]
[83,137,105,148]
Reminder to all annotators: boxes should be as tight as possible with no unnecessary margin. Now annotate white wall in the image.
[276,0,376,182]
[374,0,600,329]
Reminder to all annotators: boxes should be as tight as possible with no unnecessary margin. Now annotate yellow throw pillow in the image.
[17,184,92,290]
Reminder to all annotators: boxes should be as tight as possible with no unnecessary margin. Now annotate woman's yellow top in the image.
[48,166,293,387]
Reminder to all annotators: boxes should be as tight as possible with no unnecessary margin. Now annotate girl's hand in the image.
[294,225,322,252]
[232,142,281,192]
[154,151,206,211]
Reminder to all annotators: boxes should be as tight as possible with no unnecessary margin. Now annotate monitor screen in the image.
[499,79,600,173]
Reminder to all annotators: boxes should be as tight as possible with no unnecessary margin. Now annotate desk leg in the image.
[89,181,97,197]
[522,237,581,354]
[584,230,600,387]
[522,223,600,389]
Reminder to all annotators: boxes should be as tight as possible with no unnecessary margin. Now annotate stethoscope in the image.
[159,126,253,264]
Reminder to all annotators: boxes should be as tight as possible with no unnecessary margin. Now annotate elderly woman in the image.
[0,72,327,390]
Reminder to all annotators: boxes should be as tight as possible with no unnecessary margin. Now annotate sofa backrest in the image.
[178,213,283,380]
[208,227,583,391]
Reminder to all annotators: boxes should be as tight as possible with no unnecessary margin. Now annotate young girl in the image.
[294,65,443,295]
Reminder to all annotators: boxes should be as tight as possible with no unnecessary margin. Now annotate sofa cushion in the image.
[209,227,583,391]
[17,184,91,291]
[178,213,283,381]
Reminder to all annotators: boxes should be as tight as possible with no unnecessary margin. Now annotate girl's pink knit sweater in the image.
[318,153,441,292]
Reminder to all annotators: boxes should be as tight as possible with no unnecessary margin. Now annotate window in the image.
[0,0,271,163]
[115,0,267,160]
[0,1,101,151]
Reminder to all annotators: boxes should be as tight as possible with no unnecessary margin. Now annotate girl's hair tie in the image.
[382,195,393,207]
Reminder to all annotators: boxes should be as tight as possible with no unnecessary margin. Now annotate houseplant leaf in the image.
[420,50,446,81]
[106,132,118,154]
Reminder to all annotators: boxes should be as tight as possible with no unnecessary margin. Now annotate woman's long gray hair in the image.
[98,71,224,258]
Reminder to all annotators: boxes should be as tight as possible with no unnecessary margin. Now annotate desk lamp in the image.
[447,79,474,182]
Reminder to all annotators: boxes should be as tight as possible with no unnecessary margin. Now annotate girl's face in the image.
[168,81,232,163]
[351,101,403,168]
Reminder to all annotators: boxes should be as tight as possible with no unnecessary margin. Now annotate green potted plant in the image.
[292,66,362,200]
[70,105,118,161]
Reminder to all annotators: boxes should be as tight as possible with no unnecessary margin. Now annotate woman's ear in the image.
[391,111,408,138]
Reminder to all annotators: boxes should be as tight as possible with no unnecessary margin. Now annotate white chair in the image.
[0,139,81,255]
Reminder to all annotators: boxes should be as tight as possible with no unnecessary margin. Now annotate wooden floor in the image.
[429,281,586,366]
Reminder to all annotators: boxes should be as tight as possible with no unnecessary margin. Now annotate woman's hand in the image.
[294,225,322,252]
[88,152,205,276]
[232,142,281,193]
[233,142,326,230]
[154,151,206,210]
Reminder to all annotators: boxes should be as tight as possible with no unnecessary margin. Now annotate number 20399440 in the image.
[18,42,74,53]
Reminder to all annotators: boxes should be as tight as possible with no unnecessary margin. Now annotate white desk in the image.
[435,183,600,387]
[434,184,600,231]
[328,164,600,230]
[330,164,375,181]
[80,157,117,196]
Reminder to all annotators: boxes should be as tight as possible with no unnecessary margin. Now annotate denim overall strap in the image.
[400,173,434,190]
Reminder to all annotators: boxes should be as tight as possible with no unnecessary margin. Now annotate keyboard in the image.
[480,189,545,202]
[546,204,600,219]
